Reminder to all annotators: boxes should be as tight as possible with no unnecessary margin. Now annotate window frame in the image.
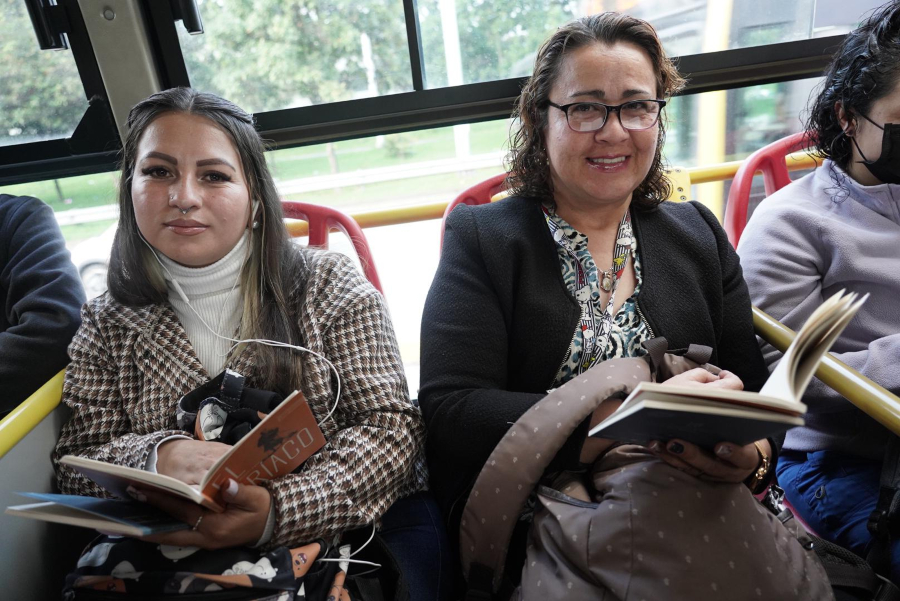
[0,0,120,185]
[0,0,844,186]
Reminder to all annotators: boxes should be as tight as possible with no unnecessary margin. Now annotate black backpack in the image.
[770,482,900,601]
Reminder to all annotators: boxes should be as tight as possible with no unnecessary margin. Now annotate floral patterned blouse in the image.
[543,202,649,388]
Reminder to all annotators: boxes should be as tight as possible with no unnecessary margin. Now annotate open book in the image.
[6,389,326,536]
[589,290,867,448]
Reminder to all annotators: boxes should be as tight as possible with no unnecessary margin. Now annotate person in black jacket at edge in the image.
[418,13,778,597]
[0,194,85,418]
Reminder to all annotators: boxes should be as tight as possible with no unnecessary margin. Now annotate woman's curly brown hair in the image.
[805,0,900,170]
[506,13,686,210]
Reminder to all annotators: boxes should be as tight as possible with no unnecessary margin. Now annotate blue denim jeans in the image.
[379,491,454,601]
[778,450,900,583]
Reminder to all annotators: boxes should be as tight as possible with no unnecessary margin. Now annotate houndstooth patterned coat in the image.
[53,251,428,548]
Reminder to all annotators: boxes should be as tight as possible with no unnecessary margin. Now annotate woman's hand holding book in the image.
[128,478,272,550]
[664,368,744,390]
[156,439,231,485]
[647,369,770,484]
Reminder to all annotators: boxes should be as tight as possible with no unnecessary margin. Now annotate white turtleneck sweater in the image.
[153,231,275,544]
[159,231,248,376]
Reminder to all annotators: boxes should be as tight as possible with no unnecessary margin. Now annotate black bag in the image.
[65,536,342,600]
[65,370,409,600]
[176,369,284,444]
[773,489,900,601]
[773,433,900,600]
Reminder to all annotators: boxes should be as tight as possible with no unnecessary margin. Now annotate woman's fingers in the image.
[662,368,745,391]
[156,439,233,485]
[128,484,209,547]
[127,484,200,524]
[649,439,752,482]
[663,368,719,388]
[712,441,760,472]
[648,441,704,476]
[705,370,745,390]
[128,479,271,550]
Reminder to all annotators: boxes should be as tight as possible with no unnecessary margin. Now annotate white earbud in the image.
[250,199,261,230]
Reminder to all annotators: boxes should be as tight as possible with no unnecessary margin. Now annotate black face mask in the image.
[851,115,900,185]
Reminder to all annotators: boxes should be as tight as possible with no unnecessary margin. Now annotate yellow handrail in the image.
[0,150,834,460]
[0,370,65,460]
[689,150,818,184]
[752,307,900,436]
[285,201,449,238]
[285,151,821,236]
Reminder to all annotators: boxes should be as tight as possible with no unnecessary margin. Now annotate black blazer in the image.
[418,196,769,534]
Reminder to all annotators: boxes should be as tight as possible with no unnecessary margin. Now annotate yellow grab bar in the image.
[0,152,829,460]
[282,151,821,235]
[0,370,65,460]
[285,201,450,238]
[752,307,900,436]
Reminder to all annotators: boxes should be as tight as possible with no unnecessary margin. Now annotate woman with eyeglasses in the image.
[417,13,805,596]
[738,0,900,581]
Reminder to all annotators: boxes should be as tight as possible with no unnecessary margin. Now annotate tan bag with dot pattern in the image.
[459,340,833,601]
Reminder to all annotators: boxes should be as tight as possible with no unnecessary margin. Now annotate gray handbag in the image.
[459,339,834,601]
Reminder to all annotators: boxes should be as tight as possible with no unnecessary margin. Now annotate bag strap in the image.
[876,578,900,601]
[814,536,900,601]
[641,336,669,375]
[684,343,713,366]
[641,338,714,381]
[822,561,882,593]
[219,368,246,409]
[458,356,653,595]
[867,437,900,577]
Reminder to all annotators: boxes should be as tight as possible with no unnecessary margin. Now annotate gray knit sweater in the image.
[737,160,900,459]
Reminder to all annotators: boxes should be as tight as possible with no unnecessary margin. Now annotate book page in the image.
[760,291,862,401]
[59,456,209,508]
[621,382,806,414]
[9,493,188,536]
[590,400,805,447]
[791,294,867,398]
[760,292,846,400]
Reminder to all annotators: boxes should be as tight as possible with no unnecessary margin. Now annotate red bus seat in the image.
[282,200,384,294]
[724,131,813,246]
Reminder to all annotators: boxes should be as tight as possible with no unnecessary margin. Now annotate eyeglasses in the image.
[547,99,666,132]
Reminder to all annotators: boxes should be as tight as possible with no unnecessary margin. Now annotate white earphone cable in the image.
[141,235,342,427]
[315,558,382,569]
[349,523,377,558]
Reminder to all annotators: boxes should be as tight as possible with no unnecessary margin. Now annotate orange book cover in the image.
[200,390,327,499]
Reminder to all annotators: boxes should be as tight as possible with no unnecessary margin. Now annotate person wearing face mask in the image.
[738,0,900,581]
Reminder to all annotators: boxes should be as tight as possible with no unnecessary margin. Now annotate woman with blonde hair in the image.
[54,87,448,599]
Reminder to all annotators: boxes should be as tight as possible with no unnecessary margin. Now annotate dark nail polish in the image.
[668,442,684,454]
